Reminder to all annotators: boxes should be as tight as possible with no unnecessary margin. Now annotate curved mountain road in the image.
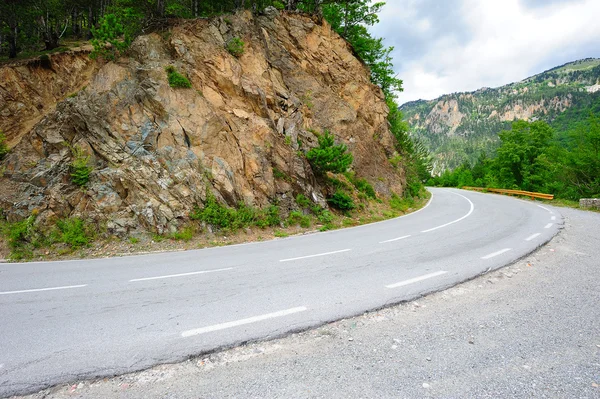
[0,188,562,397]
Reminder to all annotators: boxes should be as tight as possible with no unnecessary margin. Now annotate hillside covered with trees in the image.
[400,58,600,172]
[431,100,600,200]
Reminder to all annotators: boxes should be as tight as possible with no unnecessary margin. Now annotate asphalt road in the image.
[0,188,562,397]
[26,200,596,399]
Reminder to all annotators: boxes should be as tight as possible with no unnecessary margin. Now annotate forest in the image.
[431,97,600,201]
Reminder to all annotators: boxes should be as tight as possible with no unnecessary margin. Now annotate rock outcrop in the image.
[0,9,404,235]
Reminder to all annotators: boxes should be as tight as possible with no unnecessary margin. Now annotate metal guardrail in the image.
[462,187,554,200]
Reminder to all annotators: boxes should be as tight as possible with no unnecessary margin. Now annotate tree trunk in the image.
[88,5,93,39]
[8,24,18,58]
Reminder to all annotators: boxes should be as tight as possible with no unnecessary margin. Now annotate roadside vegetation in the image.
[165,65,192,88]
[431,113,600,201]
[0,211,96,261]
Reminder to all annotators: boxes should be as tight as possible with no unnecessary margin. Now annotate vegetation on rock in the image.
[69,145,93,187]
[226,37,245,58]
[190,194,282,231]
[0,132,8,161]
[306,131,353,175]
[327,191,355,211]
[0,212,95,260]
[165,65,192,88]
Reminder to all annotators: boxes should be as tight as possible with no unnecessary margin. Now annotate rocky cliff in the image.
[0,9,403,235]
[401,58,600,172]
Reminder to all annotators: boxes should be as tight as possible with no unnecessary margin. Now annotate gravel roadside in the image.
[15,206,600,399]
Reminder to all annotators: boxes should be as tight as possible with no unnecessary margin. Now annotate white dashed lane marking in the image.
[386,271,448,289]
[181,306,308,337]
[481,248,512,260]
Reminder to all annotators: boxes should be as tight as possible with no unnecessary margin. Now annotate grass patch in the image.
[327,191,355,211]
[165,65,192,88]
[389,193,415,212]
[170,225,195,241]
[226,37,245,57]
[273,230,289,238]
[273,167,292,182]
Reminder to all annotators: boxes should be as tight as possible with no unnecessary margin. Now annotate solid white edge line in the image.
[525,233,541,241]
[129,267,234,282]
[379,235,412,244]
[0,284,88,295]
[280,249,351,262]
[544,223,553,229]
[421,191,475,233]
[481,248,512,260]
[181,306,308,337]
[386,271,448,289]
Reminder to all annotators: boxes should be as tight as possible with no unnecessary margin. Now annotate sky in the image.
[370,0,600,105]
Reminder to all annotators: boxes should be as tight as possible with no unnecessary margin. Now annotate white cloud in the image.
[371,0,600,105]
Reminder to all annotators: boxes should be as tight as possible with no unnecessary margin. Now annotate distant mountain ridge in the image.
[400,58,600,172]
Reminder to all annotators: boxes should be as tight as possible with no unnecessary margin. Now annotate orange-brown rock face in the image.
[0,10,404,234]
[0,49,96,146]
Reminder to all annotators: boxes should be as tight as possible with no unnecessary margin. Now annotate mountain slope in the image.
[400,58,600,172]
[0,10,403,235]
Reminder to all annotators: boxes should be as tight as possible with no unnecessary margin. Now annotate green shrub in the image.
[165,65,192,88]
[0,132,8,161]
[191,194,281,230]
[190,194,233,229]
[69,146,92,187]
[345,172,376,199]
[295,194,311,209]
[317,209,334,224]
[227,37,245,57]
[90,13,135,60]
[273,230,288,238]
[2,213,43,260]
[55,218,93,249]
[4,214,38,249]
[231,203,258,229]
[306,131,353,175]
[327,191,355,211]
[256,205,281,228]
[272,1,285,10]
[327,176,352,191]
[287,210,311,228]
